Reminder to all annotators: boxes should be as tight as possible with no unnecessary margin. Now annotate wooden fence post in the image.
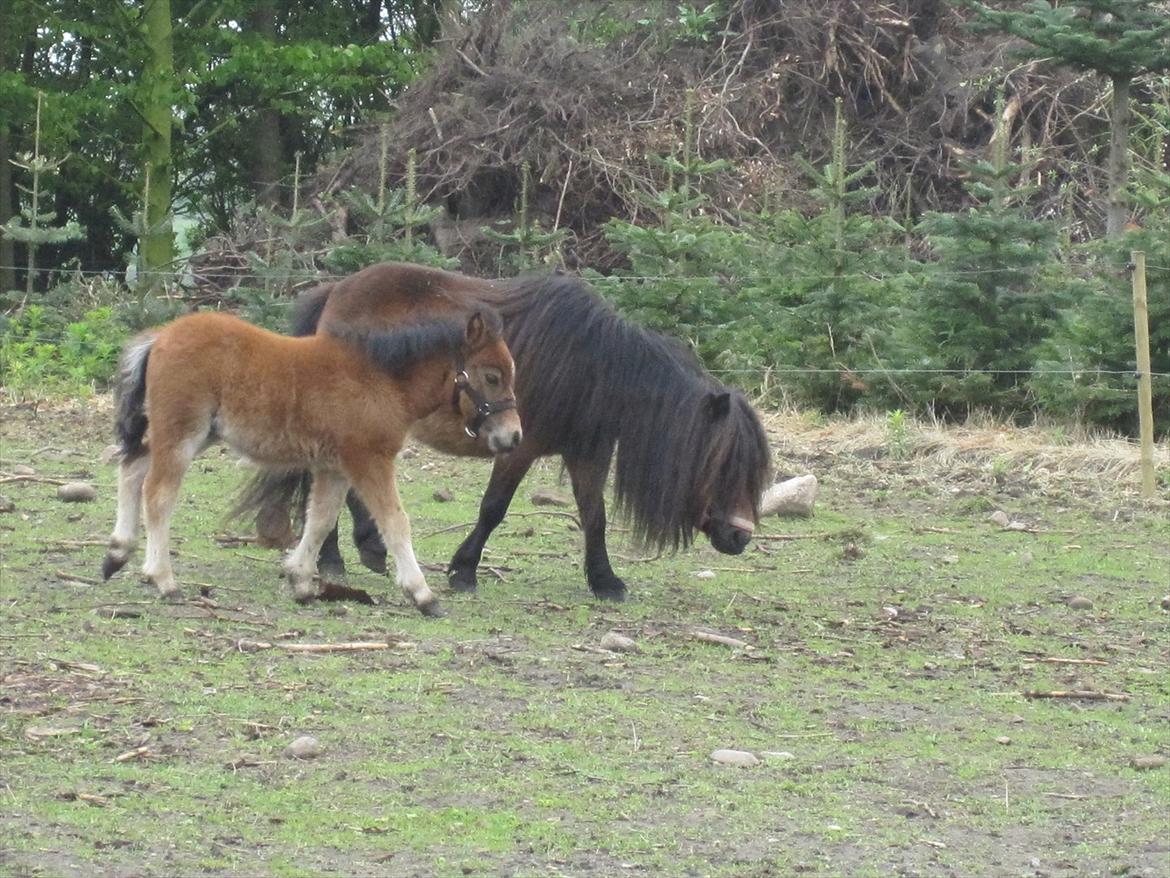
[1130,251,1156,499]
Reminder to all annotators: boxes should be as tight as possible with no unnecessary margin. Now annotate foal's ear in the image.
[464,311,487,348]
[707,391,732,420]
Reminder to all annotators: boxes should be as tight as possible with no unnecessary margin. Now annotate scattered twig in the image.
[111,746,151,763]
[54,570,102,586]
[0,473,70,486]
[1028,657,1109,666]
[689,629,751,649]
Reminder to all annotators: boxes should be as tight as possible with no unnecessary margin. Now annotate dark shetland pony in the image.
[240,261,772,601]
[102,305,521,616]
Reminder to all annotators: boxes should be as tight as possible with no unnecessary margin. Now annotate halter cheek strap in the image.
[452,354,517,438]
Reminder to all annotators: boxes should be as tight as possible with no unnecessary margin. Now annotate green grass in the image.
[1,403,1167,877]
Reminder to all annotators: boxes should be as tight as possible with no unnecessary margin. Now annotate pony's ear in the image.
[707,391,731,420]
[464,311,487,348]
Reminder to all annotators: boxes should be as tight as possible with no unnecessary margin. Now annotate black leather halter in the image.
[452,353,517,438]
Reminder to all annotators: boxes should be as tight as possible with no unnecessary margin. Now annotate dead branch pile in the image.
[294,0,1128,274]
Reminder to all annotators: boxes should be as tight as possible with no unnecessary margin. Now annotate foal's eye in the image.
[485,372,501,387]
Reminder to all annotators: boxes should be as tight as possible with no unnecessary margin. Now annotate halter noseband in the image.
[452,353,517,438]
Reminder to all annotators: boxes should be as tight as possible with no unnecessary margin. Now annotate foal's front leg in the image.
[346,456,443,617]
[283,470,350,603]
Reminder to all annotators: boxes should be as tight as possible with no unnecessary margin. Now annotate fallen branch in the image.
[236,639,413,654]
[0,473,70,486]
[1022,689,1129,702]
[1029,657,1109,666]
[55,570,102,586]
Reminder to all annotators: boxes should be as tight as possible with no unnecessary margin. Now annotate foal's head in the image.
[454,311,522,454]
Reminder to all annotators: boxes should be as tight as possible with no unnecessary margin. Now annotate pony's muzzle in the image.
[485,425,523,454]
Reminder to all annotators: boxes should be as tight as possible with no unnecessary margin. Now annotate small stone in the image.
[0,495,14,513]
[530,489,570,508]
[1130,755,1167,771]
[399,447,419,460]
[995,736,1011,746]
[99,444,121,465]
[710,748,759,767]
[694,569,716,580]
[988,510,1010,527]
[599,632,639,653]
[1005,520,1029,531]
[432,488,454,503]
[57,482,97,503]
[1067,595,1093,610]
[12,464,34,476]
[285,735,322,759]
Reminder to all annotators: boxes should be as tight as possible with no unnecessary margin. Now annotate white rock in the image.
[599,632,639,653]
[285,735,322,759]
[694,570,716,580]
[760,475,817,518]
[710,748,759,767]
[57,482,97,503]
[988,510,1010,527]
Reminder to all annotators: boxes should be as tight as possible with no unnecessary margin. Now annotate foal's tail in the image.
[112,332,156,458]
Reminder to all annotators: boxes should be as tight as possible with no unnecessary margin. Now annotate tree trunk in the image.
[248,0,283,209]
[1106,74,1131,238]
[140,0,175,284]
[0,121,14,294]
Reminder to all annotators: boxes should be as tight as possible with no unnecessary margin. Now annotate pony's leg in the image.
[315,491,388,585]
[447,442,538,593]
[565,445,626,601]
[102,448,150,580]
[283,471,350,603]
[348,491,388,574]
[140,443,198,600]
[346,458,442,617]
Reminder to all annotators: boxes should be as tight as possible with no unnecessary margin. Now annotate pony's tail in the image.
[290,281,336,337]
[228,469,309,547]
[112,332,155,457]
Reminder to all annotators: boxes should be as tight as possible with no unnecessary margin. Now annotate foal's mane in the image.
[334,308,503,377]
[487,273,771,550]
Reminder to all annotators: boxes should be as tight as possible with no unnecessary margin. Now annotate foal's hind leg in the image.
[102,448,150,580]
[345,456,442,617]
[283,471,350,603]
[448,442,538,593]
[140,441,199,599]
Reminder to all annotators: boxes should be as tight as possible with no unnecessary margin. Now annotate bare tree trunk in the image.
[248,0,283,209]
[140,0,175,283]
[0,121,14,294]
[1106,74,1131,238]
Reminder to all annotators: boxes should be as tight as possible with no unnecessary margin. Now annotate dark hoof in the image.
[101,554,127,581]
[590,575,628,602]
[358,547,387,575]
[317,561,348,586]
[417,599,447,618]
[447,566,478,594]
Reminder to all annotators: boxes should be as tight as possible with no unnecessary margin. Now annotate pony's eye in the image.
[485,372,500,386]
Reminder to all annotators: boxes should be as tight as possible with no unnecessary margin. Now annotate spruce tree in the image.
[960,0,1170,236]
[902,91,1064,417]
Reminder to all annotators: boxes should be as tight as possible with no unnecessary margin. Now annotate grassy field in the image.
[1,400,1167,878]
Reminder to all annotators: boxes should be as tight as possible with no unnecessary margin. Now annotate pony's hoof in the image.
[101,554,127,581]
[447,567,478,593]
[590,578,628,602]
[358,547,387,575]
[417,599,447,618]
[317,561,348,586]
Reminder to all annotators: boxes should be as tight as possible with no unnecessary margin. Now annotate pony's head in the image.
[692,390,771,555]
[455,310,522,455]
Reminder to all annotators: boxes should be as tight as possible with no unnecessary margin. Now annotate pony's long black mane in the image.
[486,273,771,550]
[335,308,503,377]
